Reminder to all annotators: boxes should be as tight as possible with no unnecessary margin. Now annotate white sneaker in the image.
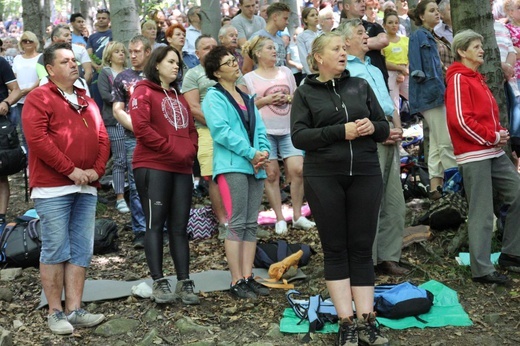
[292,216,316,231]
[48,310,74,335]
[275,220,288,235]
[115,199,130,213]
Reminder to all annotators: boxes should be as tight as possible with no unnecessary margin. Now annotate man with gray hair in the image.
[339,18,408,279]
[435,0,453,43]
[218,24,243,69]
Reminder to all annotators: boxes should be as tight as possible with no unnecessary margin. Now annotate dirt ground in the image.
[1,171,519,346]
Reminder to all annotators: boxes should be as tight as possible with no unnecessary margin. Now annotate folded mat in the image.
[38,268,306,309]
[279,280,472,333]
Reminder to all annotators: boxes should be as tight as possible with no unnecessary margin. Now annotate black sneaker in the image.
[472,271,510,285]
[132,232,145,249]
[336,316,358,346]
[229,279,257,299]
[358,312,389,346]
[498,253,520,273]
[245,275,269,296]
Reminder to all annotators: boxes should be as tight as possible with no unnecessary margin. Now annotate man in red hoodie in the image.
[22,42,110,335]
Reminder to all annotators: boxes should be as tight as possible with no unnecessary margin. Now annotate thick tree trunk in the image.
[280,0,299,36]
[201,0,221,41]
[21,0,49,51]
[108,0,140,46]
[451,0,508,128]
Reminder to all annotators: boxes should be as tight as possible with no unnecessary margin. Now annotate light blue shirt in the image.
[347,55,395,117]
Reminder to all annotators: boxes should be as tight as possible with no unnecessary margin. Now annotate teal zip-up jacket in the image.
[202,83,270,180]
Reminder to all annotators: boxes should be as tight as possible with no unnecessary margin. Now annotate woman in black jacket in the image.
[291,32,390,346]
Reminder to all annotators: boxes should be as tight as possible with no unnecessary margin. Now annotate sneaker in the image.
[47,309,74,335]
[358,312,389,346]
[245,275,269,296]
[152,278,176,303]
[336,316,358,346]
[218,223,228,240]
[498,253,520,273]
[67,308,105,328]
[292,216,316,231]
[256,228,270,239]
[275,220,288,235]
[174,279,200,305]
[115,199,130,213]
[132,232,145,249]
[229,279,257,299]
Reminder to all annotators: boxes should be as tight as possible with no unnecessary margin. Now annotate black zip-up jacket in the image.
[291,70,389,177]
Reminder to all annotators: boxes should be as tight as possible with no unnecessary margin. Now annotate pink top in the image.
[505,23,520,78]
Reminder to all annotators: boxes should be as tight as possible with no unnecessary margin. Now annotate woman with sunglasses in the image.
[11,31,41,149]
[129,46,199,305]
[243,36,314,235]
[202,46,270,300]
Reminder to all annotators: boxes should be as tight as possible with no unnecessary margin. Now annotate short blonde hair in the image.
[242,35,272,65]
[19,31,40,51]
[101,41,129,68]
[141,20,157,31]
[308,31,345,72]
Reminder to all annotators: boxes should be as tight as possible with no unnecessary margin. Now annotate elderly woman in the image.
[243,35,314,235]
[141,20,167,50]
[291,32,389,346]
[445,30,520,285]
[408,0,457,198]
[202,46,271,300]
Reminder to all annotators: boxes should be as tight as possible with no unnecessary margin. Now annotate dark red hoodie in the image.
[129,80,198,174]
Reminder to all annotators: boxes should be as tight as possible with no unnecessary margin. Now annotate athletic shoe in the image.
[174,279,200,305]
[292,216,316,231]
[358,312,389,346]
[229,279,257,299]
[115,199,130,213]
[67,308,105,328]
[336,316,358,346]
[245,275,269,296]
[275,220,288,235]
[132,232,145,249]
[152,278,176,303]
[47,309,74,335]
[498,253,520,273]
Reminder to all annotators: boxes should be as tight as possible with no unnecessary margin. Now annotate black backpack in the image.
[0,116,27,176]
[254,240,314,268]
[93,219,119,255]
[0,218,42,268]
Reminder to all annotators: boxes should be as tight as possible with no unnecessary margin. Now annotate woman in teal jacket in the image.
[202,46,270,300]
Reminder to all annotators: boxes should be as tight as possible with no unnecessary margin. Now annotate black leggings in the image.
[134,168,192,281]
[304,175,383,286]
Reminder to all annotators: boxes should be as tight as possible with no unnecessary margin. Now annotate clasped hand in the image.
[68,167,99,185]
[345,118,375,140]
[251,151,269,174]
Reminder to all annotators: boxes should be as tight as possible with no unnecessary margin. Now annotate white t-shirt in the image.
[12,54,41,104]
[243,66,296,135]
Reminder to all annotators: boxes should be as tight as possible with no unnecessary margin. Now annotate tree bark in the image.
[280,0,299,36]
[21,0,49,51]
[451,0,508,128]
[201,0,221,41]
[108,0,140,46]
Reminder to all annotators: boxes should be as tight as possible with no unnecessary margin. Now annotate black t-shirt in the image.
[363,20,389,87]
[0,57,16,108]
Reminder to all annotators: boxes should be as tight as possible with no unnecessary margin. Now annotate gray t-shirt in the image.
[251,29,287,67]
[231,14,266,41]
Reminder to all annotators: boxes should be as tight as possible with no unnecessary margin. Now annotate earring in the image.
[320,60,323,65]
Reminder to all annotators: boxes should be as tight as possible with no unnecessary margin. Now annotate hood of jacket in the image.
[446,61,482,84]
[134,79,173,92]
[303,70,351,113]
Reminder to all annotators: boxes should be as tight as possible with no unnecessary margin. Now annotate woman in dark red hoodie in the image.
[445,30,520,285]
[129,46,199,304]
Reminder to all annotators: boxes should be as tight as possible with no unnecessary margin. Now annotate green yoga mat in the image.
[279,280,473,333]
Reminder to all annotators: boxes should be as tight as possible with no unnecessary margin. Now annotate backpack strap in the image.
[299,244,312,265]
[276,240,288,261]
[0,222,18,262]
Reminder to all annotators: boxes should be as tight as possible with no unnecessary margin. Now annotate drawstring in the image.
[163,88,186,131]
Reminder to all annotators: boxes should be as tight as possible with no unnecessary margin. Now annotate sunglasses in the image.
[219,57,237,68]
[21,39,34,44]
[97,9,110,14]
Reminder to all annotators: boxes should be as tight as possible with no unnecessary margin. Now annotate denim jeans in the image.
[34,193,97,268]
[125,136,146,233]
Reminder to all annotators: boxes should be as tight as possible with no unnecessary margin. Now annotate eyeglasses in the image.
[21,39,34,44]
[219,57,237,67]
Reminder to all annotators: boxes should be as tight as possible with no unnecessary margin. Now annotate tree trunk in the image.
[108,0,140,47]
[451,0,508,128]
[21,0,49,51]
[280,0,299,36]
[201,0,221,41]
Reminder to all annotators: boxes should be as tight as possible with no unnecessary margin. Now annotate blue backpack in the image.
[374,282,434,320]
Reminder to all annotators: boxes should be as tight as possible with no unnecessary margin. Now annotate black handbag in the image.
[0,219,41,268]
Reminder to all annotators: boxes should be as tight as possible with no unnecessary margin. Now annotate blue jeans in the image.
[125,136,146,233]
[34,193,97,268]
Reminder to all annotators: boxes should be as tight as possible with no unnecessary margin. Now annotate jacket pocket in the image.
[168,134,196,165]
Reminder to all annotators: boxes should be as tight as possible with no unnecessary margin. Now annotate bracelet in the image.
[1,100,10,108]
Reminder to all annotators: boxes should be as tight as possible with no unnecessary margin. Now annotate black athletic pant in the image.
[304,174,383,286]
[134,168,192,281]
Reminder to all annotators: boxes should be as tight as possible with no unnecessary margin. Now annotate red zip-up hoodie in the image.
[22,82,110,188]
[130,80,198,174]
[445,62,505,164]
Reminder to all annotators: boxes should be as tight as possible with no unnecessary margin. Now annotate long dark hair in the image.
[408,0,436,27]
[143,45,182,91]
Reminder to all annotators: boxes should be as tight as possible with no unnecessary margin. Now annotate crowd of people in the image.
[1,1,520,345]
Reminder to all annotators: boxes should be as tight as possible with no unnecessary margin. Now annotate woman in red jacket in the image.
[445,29,520,285]
[129,46,199,304]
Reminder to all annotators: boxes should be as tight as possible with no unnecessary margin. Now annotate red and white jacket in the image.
[445,62,505,164]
